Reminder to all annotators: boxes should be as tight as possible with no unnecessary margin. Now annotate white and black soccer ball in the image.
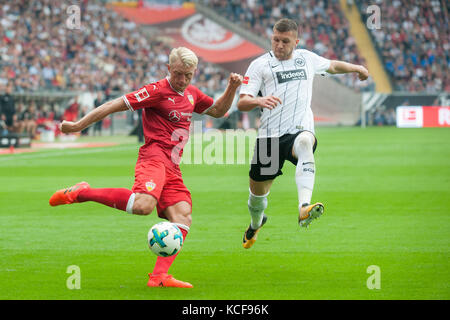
[148,222,183,257]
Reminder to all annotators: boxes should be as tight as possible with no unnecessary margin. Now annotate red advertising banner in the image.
[422,106,450,127]
[396,106,450,128]
[114,6,196,24]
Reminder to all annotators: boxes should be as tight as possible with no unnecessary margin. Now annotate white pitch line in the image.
[0,145,139,162]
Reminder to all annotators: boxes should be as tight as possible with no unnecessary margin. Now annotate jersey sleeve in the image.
[193,87,214,114]
[239,59,263,97]
[309,51,331,75]
[122,83,161,111]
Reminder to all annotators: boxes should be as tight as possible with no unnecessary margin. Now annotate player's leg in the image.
[49,160,164,215]
[242,178,273,249]
[49,182,153,214]
[129,193,157,215]
[243,136,283,249]
[148,201,193,288]
[291,131,324,228]
[151,201,191,275]
[248,178,272,229]
[128,160,165,215]
[147,168,193,288]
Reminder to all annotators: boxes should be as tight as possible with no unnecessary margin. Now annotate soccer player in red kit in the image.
[49,47,243,288]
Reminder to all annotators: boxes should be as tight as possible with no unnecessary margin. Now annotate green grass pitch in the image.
[0,127,449,299]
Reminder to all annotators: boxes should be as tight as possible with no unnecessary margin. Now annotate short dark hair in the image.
[273,18,298,36]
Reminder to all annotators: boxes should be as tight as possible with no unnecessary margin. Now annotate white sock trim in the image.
[126,193,136,214]
[173,223,190,232]
[249,188,270,198]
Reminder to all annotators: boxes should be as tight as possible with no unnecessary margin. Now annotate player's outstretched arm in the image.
[327,60,369,81]
[205,73,243,118]
[60,97,128,133]
[237,94,282,112]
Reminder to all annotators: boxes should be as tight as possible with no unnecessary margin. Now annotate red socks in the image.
[77,188,133,212]
[152,226,189,275]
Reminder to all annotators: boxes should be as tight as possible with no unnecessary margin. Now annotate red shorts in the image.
[132,160,192,218]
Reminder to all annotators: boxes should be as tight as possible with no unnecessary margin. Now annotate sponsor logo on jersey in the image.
[168,110,181,122]
[168,97,175,104]
[276,69,307,83]
[145,181,156,192]
[135,87,150,102]
[243,76,249,84]
[187,94,194,106]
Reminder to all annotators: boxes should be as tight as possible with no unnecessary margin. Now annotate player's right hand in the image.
[358,65,369,81]
[257,95,282,110]
[60,120,78,133]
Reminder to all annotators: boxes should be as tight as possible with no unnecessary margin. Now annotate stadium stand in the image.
[0,0,447,138]
[197,0,373,91]
[356,0,449,93]
[0,0,228,94]
[0,0,229,137]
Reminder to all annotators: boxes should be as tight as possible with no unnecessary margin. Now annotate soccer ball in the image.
[147,222,183,257]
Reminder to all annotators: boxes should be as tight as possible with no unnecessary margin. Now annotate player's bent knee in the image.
[132,194,156,215]
[298,133,314,148]
[294,132,315,157]
[133,202,154,215]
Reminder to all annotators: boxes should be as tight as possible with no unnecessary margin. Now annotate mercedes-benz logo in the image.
[168,110,181,122]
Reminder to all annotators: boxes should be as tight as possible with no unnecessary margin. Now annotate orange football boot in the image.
[49,182,90,206]
[242,214,267,249]
[299,202,324,228]
[147,273,193,288]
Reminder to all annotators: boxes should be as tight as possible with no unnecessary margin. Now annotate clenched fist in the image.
[228,73,243,88]
[358,65,369,81]
[60,120,79,134]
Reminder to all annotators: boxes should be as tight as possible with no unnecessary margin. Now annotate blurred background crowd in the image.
[357,0,449,93]
[0,0,448,139]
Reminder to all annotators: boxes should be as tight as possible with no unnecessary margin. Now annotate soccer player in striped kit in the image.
[49,47,243,287]
[238,19,369,248]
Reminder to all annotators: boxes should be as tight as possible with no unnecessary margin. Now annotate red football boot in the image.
[49,182,90,206]
[147,273,193,288]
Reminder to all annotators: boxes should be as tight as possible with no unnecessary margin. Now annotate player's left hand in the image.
[228,73,243,88]
[358,66,369,81]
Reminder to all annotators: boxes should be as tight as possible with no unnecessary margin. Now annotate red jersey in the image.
[122,78,214,166]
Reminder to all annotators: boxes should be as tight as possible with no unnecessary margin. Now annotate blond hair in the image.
[169,47,198,68]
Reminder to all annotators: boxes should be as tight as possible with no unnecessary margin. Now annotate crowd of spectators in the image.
[0,84,65,138]
[0,0,228,95]
[0,0,229,138]
[199,0,372,91]
[1,0,446,137]
[357,0,449,93]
